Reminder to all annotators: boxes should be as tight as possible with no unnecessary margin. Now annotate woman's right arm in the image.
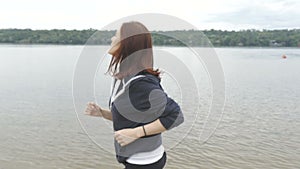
[100,108,113,121]
[84,102,113,121]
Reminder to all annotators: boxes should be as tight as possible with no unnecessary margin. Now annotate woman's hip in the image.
[123,152,167,169]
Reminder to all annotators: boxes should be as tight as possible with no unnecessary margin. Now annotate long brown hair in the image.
[107,21,160,79]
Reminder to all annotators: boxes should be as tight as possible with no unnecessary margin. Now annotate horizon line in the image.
[1,28,300,32]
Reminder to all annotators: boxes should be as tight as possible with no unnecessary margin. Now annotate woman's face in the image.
[108,29,121,55]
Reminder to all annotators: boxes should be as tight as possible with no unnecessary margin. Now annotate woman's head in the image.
[107,21,159,78]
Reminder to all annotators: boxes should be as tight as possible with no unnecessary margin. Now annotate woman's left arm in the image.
[114,78,184,147]
[114,119,166,147]
[115,99,184,147]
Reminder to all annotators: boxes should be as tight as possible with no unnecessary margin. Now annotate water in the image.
[0,45,299,169]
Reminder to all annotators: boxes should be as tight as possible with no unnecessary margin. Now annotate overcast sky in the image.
[1,0,299,30]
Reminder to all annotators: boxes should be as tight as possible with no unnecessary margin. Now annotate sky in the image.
[1,0,300,30]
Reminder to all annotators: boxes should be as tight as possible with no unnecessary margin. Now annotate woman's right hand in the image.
[84,102,103,117]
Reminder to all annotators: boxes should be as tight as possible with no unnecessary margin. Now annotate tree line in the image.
[0,28,299,47]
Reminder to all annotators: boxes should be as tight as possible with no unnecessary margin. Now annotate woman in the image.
[85,21,184,169]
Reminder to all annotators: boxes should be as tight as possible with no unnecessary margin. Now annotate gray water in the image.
[0,45,299,169]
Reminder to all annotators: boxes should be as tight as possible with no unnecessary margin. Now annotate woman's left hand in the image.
[114,127,143,147]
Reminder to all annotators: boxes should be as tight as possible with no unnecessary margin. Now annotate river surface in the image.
[0,45,299,169]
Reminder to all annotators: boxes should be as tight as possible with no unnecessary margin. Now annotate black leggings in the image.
[123,152,167,169]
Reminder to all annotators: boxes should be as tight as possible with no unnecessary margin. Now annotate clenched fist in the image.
[84,102,103,117]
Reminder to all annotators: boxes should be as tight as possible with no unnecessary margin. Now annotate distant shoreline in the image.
[1,44,299,49]
[1,28,300,47]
